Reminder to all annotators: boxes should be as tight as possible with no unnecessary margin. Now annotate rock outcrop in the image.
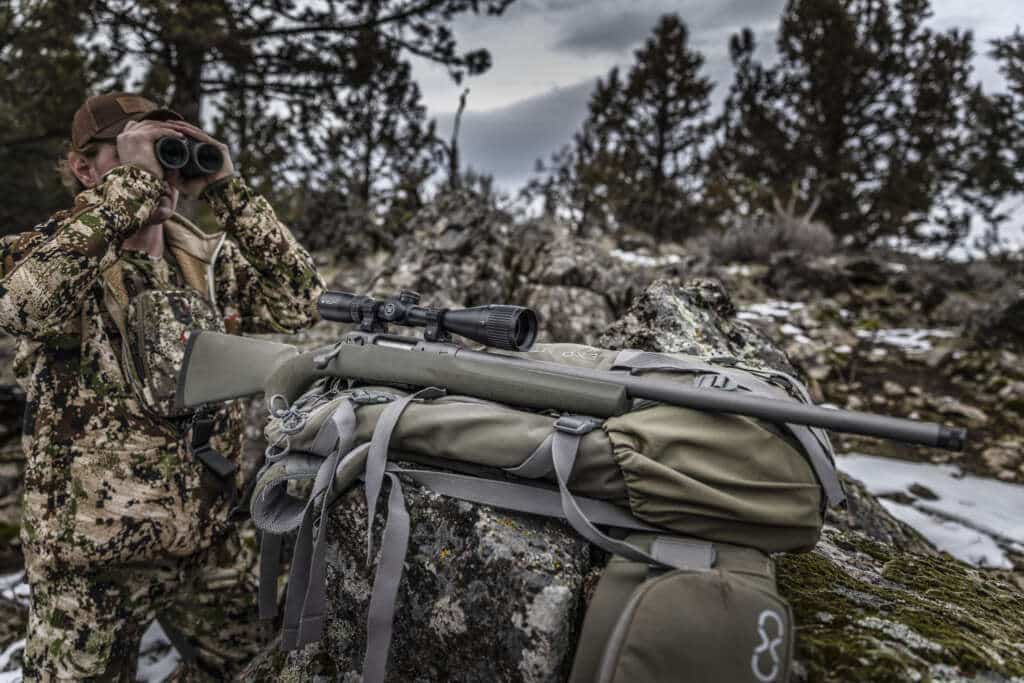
[243,274,1024,681]
[330,189,650,346]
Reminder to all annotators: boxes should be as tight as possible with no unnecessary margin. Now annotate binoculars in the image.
[154,137,223,179]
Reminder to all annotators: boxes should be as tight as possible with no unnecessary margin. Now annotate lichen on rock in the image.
[778,528,1024,682]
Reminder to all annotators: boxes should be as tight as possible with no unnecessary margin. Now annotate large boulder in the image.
[334,190,650,346]
[779,528,1024,681]
[598,277,799,375]
[243,486,595,682]
[241,276,1024,682]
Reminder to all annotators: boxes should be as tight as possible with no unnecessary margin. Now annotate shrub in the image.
[704,199,836,263]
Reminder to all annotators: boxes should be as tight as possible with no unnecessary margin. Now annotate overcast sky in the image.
[411,0,1021,193]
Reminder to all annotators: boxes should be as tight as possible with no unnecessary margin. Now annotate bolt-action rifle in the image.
[175,290,967,452]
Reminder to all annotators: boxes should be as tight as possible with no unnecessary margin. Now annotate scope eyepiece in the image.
[155,136,224,179]
[317,290,538,351]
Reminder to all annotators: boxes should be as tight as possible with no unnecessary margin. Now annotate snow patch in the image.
[853,328,957,353]
[877,500,1011,569]
[836,454,1024,568]
[0,640,25,683]
[0,574,27,608]
[738,300,806,320]
[609,249,682,267]
[136,622,181,683]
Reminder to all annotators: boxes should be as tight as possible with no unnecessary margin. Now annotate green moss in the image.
[882,555,1024,675]
[831,529,893,563]
[778,530,1024,679]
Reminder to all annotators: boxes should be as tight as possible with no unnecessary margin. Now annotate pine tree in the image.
[988,31,1024,197]
[0,1,115,232]
[714,0,984,246]
[87,0,514,127]
[529,14,714,240]
[616,15,713,240]
[291,30,441,250]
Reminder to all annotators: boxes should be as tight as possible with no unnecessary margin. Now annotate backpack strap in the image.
[273,396,361,641]
[267,386,715,683]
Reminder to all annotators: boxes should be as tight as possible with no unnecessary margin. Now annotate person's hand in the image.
[116,120,185,180]
[146,181,180,226]
[159,120,236,198]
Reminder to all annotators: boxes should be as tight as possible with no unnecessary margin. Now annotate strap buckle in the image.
[349,388,398,405]
[554,415,602,436]
[189,411,238,479]
[695,373,738,391]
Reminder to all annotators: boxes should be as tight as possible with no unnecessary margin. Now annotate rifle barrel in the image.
[328,335,967,452]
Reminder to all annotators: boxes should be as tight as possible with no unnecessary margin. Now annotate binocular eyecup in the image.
[155,137,223,179]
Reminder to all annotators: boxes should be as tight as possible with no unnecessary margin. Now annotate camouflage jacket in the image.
[0,164,325,568]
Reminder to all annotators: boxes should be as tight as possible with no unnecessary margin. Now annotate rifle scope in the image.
[155,136,224,179]
[317,290,538,352]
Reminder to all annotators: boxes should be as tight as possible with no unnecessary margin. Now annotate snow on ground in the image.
[837,453,1024,569]
[737,300,805,320]
[853,328,958,353]
[608,248,682,267]
[135,622,180,683]
[0,575,26,609]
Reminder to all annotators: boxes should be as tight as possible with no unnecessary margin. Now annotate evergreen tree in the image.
[87,0,514,129]
[0,1,116,232]
[616,15,713,240]
[986,30,1024,200]
[295,29,442,249]
[529,15,713,240]
[714,0,983,246]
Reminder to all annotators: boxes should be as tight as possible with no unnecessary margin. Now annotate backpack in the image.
[250,343,844,682]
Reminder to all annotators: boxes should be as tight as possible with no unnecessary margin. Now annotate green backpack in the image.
[250,343,843,682]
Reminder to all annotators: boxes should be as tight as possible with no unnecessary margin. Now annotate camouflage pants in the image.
[21,522,267,682]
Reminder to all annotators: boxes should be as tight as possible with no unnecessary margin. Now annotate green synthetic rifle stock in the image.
[175,291,967,452]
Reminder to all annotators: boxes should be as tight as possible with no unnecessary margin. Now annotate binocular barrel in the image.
[155,137,224,179]
[318,291,539,352]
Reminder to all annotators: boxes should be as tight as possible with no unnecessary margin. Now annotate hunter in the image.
[0,92,325,680]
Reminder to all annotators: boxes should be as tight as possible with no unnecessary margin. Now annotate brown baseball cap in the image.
[72,92,183,150]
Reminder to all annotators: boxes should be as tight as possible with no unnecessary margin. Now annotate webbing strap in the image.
[278,398,362,649]
[260,398,360,622]
[504,433,556,478]
[365,388,444,567]
[388,467,661,534]
[258,532,282,621]
[363,472,410,683]
[546,417,703,570]
[310,398,358,457]
[280,442,369,649]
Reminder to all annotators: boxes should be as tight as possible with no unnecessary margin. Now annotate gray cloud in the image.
[553,9,668,55]
[433,78,596,189]
[547,1,785,57]
[697,0,785,33]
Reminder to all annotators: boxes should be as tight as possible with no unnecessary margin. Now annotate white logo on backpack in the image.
[751,609,785,682]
